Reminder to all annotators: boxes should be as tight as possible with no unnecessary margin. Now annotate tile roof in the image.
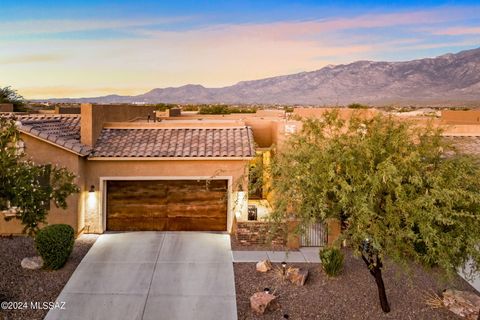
[18,115,92,156]
[444,136,480,156]
[91,127,255,158]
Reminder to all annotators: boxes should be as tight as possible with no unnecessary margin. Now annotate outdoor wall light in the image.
[362,237,372,252]
[281,261,287,275]
[89,185,95,193]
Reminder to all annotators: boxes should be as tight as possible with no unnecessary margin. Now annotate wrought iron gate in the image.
[301,222,327,247]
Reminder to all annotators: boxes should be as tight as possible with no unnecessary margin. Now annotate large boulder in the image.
[250,292,277,314]
[442,289,480,320]
[286,267,309,286]
[256,259,273,273]
[21,256,44,270]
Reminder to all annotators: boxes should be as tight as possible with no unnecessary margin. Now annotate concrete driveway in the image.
[45,232,237,320]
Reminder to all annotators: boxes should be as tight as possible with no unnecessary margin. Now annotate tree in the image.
[269,110,480,312]
[0,86,27,111]
[0,116,79,236]
[347,102,369,109]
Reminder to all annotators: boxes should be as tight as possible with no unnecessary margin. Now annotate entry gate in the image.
[301,222,327,247]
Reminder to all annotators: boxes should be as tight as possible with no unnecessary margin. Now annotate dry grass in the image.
[422,289,445,309]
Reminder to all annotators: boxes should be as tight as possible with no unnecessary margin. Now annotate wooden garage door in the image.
[106,180,228,231]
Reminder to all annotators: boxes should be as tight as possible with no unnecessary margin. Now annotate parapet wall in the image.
[441,110,480,124]
[80,104,157,146]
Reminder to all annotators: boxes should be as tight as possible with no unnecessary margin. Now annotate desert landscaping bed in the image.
[0,234,98,320]
[234,249,477,320]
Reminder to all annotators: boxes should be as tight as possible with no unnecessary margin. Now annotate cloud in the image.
[0,54,66,65]
[1,5,479,98]
[432,26,480,35]
[19,86,146,99]
[0,16,190,37]
[136,6,477,42]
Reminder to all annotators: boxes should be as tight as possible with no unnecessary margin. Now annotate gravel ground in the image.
[0,234,98,320]
[234,249,477,320]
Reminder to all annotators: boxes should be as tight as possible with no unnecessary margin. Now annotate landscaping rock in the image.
[21,256,44,270]
[250,291,277,314]
[442,289,480,320]
[286,267,309,286]
[256,259,273,272]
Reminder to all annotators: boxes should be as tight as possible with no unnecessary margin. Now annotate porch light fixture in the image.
[281,261,287,275]
[89,185,95,193]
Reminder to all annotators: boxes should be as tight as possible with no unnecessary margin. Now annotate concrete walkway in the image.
[232,247,321,263]
[46,232,237,320]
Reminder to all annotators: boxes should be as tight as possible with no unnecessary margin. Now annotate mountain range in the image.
[44,47,480,106]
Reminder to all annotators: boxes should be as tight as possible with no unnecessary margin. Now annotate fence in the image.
[301,222,327,247]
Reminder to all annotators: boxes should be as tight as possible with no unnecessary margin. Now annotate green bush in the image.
[182,105,200,111]
[198,105,230,114]
[198,104,257,114]
[229,107,257,114]
[319,247,344,277]
[35,224,74,270]
[347,103,369,109]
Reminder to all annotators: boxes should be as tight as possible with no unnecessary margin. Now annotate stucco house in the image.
[4,105,478,249]
[1,104,272,235]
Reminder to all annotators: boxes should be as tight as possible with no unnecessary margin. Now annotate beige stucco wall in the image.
[0,134,86,235]
[441,110,480,125]
[293,107,379,120]
[83,159,249,233]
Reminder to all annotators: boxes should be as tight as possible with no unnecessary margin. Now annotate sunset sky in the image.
[1,0,479,99]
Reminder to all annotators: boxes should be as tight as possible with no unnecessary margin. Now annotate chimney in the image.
[80,103,103,146]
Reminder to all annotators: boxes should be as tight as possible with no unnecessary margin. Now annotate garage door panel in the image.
[167,191,227,203]
[167,217,226,231]
[150,218,169,231]
[107,216,155,231]
[106,180,227,231]
[167,204,227,216]
[109,204,168,215]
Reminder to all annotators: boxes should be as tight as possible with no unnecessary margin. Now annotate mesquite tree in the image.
[269,110,480,312]
[0,116,79,236]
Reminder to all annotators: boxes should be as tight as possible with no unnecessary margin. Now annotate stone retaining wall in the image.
[235,221,286,246]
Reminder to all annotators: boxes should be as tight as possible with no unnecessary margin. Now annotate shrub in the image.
[319,247,344,277]
[198,105,230,114]
[182,105,199,111]
[197,104,257,114]
[35,224,74,270]
[229,107,257,114]
[347,103,369,109]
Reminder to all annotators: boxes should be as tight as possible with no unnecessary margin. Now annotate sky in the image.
[0,0,479,99]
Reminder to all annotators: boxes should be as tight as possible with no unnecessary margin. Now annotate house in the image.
[5,105,477,248]
[0,104,262,235]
